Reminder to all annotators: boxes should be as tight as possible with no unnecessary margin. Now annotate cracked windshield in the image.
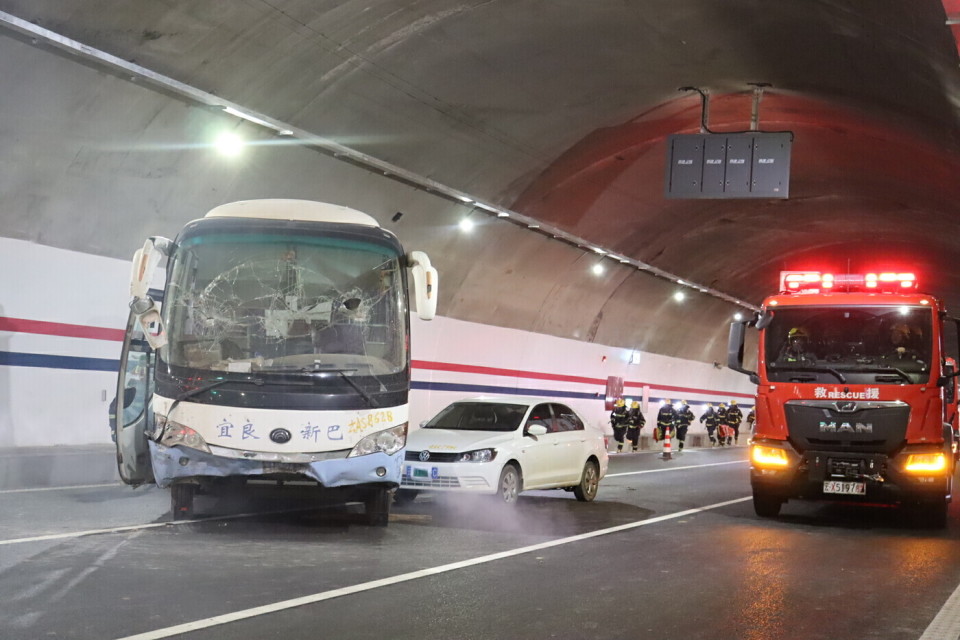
[163,233,406,377]
[764,306,933,384]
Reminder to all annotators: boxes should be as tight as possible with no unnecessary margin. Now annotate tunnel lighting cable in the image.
[0,10,758,313]
[111,496,752,640]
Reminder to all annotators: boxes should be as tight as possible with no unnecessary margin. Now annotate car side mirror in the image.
[526,424,548,437]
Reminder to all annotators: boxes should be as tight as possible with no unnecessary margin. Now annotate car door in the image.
[115,308,156,486]
[549,403,590,485]
[517,403,558,489]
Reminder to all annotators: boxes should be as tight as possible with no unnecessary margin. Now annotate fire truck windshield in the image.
[763,305,933,384]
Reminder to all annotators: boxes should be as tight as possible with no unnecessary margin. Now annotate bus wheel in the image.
[752,491,782,518]
[393,489,419,505]
[171,484,196,520]
[364,487,391,527]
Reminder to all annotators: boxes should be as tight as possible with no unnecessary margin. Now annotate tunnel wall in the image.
[0,238,756,448]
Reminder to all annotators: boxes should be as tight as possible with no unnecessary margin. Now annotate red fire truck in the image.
[728,271,959,526]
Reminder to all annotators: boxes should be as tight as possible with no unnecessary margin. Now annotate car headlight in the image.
[458,449,497,463]
[348,423,408,458]
[156,416,211,454]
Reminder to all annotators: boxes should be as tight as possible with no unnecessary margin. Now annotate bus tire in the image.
[171,483,196,520]
[364,487,391,527]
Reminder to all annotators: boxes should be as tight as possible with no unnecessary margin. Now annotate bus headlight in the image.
[158,419,211,454]
[348,423,407,458]
[751,444,789,468]
[904,453,948,474]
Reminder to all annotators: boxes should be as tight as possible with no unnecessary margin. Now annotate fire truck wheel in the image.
[752,491,782,518]
[170,484,196,520]
[915,501,948,529]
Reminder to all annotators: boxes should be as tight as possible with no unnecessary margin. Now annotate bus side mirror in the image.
[131,297,168,350]
[408,251,438,320]
[130,237,172,299]
[728,320,759,384]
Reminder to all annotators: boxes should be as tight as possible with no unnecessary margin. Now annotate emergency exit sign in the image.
[664,132,792,199]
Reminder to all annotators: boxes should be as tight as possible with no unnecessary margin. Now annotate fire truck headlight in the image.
[349,423,408,458]
[158,420,211,454]
[904,453,948,474]
[751,444,789,468]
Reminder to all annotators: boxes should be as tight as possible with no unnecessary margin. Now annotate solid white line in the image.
[0,483,120,494]
[606,460,748,477]
[920,578,960,640]
[0,509,316,546]
[114,495,752,640]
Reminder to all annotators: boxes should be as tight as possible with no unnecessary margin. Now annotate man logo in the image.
[819,421,873,434]
[269,428,292,444]
[419,451,431,462]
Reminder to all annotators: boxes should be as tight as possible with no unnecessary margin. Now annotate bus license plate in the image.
[823,481,866,495]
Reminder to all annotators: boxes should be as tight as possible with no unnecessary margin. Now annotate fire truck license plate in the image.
[823,481,866,495]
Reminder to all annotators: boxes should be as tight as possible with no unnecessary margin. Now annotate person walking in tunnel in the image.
[746,406,756,438]
[700,403,719,446]
[609,398,629,453]
[716,402,731,446]
[655,398,676,444]
[626,400,645,452]
[726,399,744,445]
[674,399,694,451]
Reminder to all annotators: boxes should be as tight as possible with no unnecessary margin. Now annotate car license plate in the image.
[413,467,429,478]
[823,480,866,495]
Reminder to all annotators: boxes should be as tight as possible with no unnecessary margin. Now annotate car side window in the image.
[553,404,584,432]
[525,404,556,433]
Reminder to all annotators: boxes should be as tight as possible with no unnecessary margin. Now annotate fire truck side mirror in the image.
[755,310,774,330]
[727,320,758,383]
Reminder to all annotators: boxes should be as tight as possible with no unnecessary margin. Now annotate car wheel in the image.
[573,460,600,502]
[496,464,521,505]
[171,483,196,520]
[393,489,419,505]
[752,491,782,518]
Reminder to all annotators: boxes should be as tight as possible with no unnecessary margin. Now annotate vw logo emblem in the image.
[836,402,858,413]
[269,428,292,444]
[418,451,431,462]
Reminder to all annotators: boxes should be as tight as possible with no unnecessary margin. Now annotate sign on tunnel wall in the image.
[664,132,792,199]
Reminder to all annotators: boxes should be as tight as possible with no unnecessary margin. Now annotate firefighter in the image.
[779,326,815,364]
[726,399,744,445]
[609,398,629,453]
[675,400,694,451]
[656,399,676,443]
[700,403,718,446]
[746,406,756,437]
[626,400,645,452]
[716,402,730,446]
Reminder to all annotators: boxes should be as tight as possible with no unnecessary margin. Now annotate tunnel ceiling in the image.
[3,0,960,356]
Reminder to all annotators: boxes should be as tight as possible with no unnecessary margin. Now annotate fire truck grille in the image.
[784,401,909,454]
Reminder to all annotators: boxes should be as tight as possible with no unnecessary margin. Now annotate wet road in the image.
[2,446,960,639]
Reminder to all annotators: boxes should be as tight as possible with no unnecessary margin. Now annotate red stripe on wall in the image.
[412,359,754,399]
[0,317,125,342]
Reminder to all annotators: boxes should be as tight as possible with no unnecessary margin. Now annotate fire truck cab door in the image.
[114,308,156,486]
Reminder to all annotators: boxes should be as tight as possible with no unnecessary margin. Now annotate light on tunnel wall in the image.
[734,312,743,321]
[592,263,605,276]
[629,350,642,365]
[673,291,685,302]
[214,131,245,157]
[458,218,475,233]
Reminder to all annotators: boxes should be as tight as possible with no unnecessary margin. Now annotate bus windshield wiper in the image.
[297,364,377,408]
[769,365,846,384]
[167,376,266,418]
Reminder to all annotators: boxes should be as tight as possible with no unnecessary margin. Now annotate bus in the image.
[114,199,438,526]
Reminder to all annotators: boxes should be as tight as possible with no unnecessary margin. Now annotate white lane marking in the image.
[920,578,960,640]
[0,483,120,494]
[0,509,315,546]
[114,496,752,640]
[606,460,748,477]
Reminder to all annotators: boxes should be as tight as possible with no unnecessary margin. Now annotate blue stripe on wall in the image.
[0,351,119,372]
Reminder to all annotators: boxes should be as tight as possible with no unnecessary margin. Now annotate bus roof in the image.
[204,199,380,227]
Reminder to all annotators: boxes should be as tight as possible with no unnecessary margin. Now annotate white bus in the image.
[114,199,437,526]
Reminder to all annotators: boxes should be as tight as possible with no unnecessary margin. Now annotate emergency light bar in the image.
[779,271,917,294]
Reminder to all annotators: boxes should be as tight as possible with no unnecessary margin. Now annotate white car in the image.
[399,396,609,504]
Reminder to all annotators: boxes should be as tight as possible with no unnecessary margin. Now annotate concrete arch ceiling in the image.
[2,0,960,363]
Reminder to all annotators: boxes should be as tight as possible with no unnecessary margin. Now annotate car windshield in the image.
[423,402,527,432]
[763,305,933,384]
[162,230,406,377]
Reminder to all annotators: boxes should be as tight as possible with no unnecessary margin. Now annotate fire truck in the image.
[728,271,959,526]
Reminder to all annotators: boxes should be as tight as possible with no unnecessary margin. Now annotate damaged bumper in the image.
[148,440,403,489]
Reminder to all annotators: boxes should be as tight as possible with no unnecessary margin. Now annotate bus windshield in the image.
[763,305,933,384]
[162,229,407,377]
